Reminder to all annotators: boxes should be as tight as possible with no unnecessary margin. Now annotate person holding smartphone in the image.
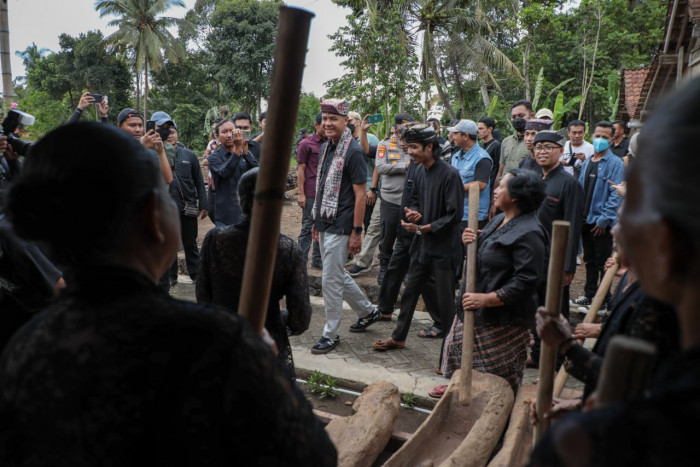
[67,91,110,124]
[207,118,259,227]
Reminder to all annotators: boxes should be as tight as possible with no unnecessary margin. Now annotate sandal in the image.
[429,384,447,399]
[372,337,406,351]
[435,368,443,376]
[417,326,444,339]
[380,313,393,321]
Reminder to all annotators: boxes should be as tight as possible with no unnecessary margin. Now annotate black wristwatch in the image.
[370,186,378,193]
[352,225,363,234]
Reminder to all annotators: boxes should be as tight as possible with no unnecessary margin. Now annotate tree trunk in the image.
[449,54,465,113]
[143,57,148,118]
[135,64,140,112]
[0,0,14,108]
[427,38,455,121]
[480,80,490,110]
[579,4,602,119]
[522,42,531,102]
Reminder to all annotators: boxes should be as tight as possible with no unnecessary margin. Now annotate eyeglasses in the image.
[534,145,559,153]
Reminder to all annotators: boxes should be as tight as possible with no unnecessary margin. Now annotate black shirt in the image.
[313,137,367,235]
[519,154,541,173]
[610,138,629,158]
[583,159,599,217]
[409,159,463,269]
[0,267,336,466]
[482,139,501,190]
[537,164,584,273]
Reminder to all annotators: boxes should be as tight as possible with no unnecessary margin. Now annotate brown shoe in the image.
[372,337,405,351]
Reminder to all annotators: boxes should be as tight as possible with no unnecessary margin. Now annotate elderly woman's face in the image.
[619,168,668,300]
[493,174,515,211]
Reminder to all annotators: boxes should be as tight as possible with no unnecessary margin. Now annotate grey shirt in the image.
[375,135,411,205]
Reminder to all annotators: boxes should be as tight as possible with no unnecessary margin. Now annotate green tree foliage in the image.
[207,0,282,117]
[17,31,132,134]
[325,2,422,124]
[150,50,220,151]
[96,0,192,116]
[506,0,666,125]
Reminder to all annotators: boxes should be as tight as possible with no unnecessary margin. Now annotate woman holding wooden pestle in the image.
[430,169,547,397]
[531,76,700,466]
[0,123,336,466]
[531,207,680,423]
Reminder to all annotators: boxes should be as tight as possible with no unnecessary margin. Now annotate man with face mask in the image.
[571,121,624,309]
[492,100,533,218]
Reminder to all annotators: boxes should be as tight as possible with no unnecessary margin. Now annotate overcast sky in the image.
[7,0,347,97]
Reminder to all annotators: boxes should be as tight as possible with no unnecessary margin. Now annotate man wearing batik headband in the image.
[520,118,553,173]
[310,98,381,355]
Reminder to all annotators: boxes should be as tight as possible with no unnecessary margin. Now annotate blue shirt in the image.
[578,149,624,228]
[451,144,491,221]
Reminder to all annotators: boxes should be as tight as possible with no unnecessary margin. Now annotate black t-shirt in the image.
[313,138,367,235]
[583,159,599,217]
[482,139,501,185]
[473,158,492,183]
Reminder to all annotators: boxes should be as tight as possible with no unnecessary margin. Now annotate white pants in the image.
[319,231,374,339]
[354,197,382,268]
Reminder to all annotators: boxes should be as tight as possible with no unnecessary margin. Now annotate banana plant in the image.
[552,91,583,130]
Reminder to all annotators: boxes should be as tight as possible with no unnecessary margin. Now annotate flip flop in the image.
[372,338,406,351]
[435,368,443,376]
[429,384,447,399]
[417,326,444,339]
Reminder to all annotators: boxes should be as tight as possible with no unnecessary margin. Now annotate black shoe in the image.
[311,261,323,269]
[311,336,339,354]
[348,264,371,277]
[349,308,381,332]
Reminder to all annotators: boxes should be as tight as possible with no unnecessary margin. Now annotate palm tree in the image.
[0,0,15,108]
[347,0,522,119]
[95,0,191,116]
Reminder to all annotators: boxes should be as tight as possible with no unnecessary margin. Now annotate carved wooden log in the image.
[325,381,400,467]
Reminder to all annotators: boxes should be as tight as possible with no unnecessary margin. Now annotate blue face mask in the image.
[592,137,610,153]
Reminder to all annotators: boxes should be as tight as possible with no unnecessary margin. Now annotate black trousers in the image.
[169,214,200,281]
[392,259,455,344]
[378,238,442,330]
[379,200,401,266]
[363,200,375,231]
[581,223,613,299]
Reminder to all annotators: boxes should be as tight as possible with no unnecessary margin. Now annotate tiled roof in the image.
[619,68,650,120]
[689,0,700,23]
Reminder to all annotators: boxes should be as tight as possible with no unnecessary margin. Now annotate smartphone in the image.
[367,113,383,124]
[146,120,156,133]
[87,93,103,104]
[242,129,252,141]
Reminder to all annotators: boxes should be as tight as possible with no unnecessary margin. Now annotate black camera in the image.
[2,110,34,157]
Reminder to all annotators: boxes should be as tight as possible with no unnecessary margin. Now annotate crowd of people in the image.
[0,71,697,463]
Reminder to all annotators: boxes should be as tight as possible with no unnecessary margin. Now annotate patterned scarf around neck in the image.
[313,127,353,221]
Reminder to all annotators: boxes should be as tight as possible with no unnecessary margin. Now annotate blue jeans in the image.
[298,196,321,266]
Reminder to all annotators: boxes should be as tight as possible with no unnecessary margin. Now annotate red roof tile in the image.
[621,68,650,119]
